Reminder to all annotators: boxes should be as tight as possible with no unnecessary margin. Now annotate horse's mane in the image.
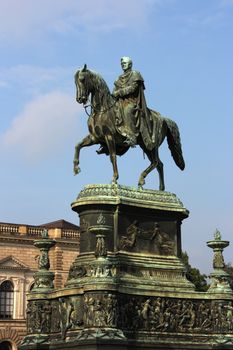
[86,69,114,110]
[75,67,112,97]
[88,69,111,96]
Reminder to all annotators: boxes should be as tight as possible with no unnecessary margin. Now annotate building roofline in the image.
[0,219,79,230]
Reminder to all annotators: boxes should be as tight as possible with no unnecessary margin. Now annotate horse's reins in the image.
[83,97,117,117]
[83,99,92,116]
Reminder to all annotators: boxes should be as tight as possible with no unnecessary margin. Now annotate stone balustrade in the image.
[0,223,80,240]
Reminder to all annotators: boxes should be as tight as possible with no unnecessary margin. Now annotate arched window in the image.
[0,281,14,319]
[0,341,12,350]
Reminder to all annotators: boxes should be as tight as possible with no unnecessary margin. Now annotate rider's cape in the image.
[114,70,162,151]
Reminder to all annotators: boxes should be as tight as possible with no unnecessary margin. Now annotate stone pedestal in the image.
[20,185,233,350]
[67,184,193,294]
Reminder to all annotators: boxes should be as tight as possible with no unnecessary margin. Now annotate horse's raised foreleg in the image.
[73,135,97,175]
[105,134,118,184]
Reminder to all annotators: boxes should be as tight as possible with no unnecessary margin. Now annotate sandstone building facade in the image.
[0,220,80,350]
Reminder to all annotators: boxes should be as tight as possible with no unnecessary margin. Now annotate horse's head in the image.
[74,64,90,105]
[74,64,112,112]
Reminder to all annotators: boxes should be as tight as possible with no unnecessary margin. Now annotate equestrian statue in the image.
[73,57,185,190]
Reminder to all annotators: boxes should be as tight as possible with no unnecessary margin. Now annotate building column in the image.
[54,246,63,288]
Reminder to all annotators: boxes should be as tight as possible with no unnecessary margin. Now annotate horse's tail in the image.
[165,118,185,170]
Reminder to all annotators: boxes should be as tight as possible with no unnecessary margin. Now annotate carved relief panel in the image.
[117,295,233,334]
[118,219,176,256]
[83,292,118,328]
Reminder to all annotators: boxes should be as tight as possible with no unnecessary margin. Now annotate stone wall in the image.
[0,221,80,348]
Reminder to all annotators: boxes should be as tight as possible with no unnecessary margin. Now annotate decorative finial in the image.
[214,229,221,241]
[207,231,231,294]
[33,234,56,291]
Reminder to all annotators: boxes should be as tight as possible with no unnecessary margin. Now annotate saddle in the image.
[114,101,163,151]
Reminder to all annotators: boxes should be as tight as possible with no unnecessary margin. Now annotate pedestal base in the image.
[20,185,233,350]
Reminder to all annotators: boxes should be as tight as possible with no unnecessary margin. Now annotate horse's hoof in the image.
[138,184,144,190]
[138,178,145,188]
[111,179,118,185]
[73,166,81,175]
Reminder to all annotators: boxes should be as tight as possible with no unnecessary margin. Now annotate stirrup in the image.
[124,136,137,147]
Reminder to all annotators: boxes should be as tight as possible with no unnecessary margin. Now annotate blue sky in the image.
[0,0,232,274]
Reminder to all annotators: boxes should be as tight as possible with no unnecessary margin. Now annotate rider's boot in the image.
[96,145,109,155]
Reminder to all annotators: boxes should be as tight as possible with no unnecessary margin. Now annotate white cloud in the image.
[0,0,158,44]
[178,0,232,29]
[0,65,72,95]
[1,91,82,163]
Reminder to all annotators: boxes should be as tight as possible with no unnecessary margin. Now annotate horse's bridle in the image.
[83,97,117,117]
[76,70,117,116]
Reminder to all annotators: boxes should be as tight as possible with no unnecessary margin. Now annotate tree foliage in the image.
[181,251,208,292]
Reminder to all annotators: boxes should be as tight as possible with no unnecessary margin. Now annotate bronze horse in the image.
[73,64,185,190]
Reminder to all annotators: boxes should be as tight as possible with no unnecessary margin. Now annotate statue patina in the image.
[73,57,185,190]
[112,56,152,147]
